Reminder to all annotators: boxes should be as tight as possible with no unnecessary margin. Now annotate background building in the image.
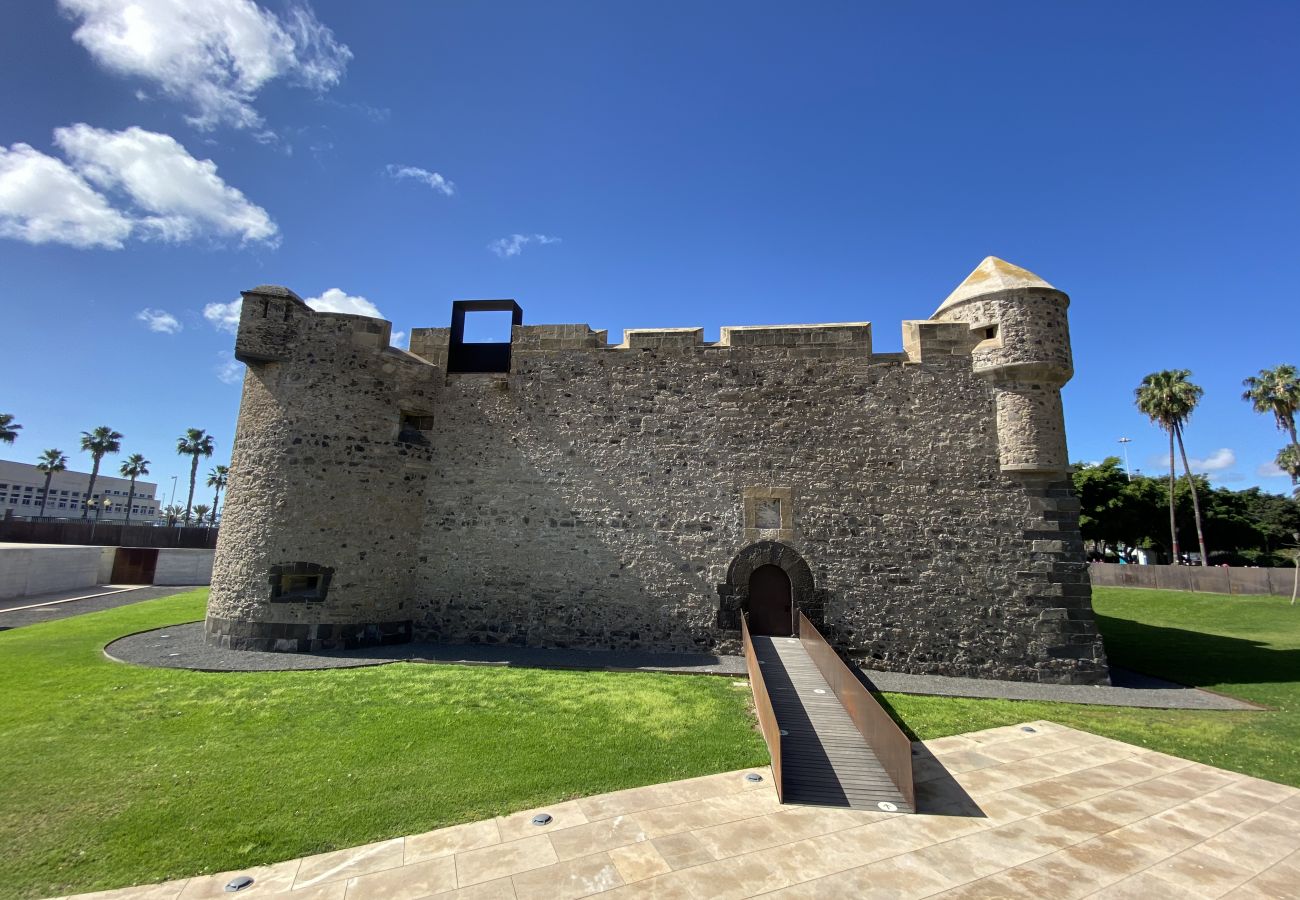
[0,459,162,522]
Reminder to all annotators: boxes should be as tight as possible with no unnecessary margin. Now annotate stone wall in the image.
[206,258,1110,683]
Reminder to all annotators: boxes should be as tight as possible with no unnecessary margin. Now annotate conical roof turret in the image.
[935,257,1057,315]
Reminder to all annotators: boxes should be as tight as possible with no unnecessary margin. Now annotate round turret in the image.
[932,258,1074,474]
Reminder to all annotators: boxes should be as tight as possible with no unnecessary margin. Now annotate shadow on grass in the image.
[1095,613,1300,689]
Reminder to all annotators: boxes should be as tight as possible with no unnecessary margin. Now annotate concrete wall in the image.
[153,549,215,586]
[1091,562,1298,597]
[0,543,106,600]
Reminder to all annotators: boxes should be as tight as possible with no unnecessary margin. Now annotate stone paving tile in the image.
[1223,849,1300,899]
[548,815,649,861]
[293,838,404,889]
[344,856,456,900]
[648,832,716,870]
[511,852,623,900]
[430,878,516,899]
[72,880,193,900]
[607,842,672,883]
[1143,847,1258,897]
[405,819,502,864]
[455,835,558,887]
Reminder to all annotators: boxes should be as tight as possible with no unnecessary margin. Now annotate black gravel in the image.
[105,621,750,676]
[856,665,1257,711]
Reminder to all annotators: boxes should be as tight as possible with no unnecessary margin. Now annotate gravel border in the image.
[856,665,1258,710]
[104,621,749,675]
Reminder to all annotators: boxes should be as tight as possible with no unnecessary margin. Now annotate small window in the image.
[983,325,998,341]
[398,411,434,446]
[268,562,334,603]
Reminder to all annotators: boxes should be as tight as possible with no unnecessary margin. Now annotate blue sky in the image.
[1,1,1297,502]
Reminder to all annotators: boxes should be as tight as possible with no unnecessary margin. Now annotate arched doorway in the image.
[748,564,793,636]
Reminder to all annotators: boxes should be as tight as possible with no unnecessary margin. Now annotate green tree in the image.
[192,503,211,527]
[176,428,215,525]
[1072,458,1130,556]
[35,449,68,518]
[119,453,151,526]
[206,464,229,527]
[79,426,123,519]
[0,413,20,444]
[1243,364,1300,485]
[1135,370,1209,565]
[163,504,184,527]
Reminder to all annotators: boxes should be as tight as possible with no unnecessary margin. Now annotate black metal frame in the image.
[447,299,523,373]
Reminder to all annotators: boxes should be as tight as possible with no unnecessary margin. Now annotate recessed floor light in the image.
[532,813,552,826]
[877,801,898,812]
[224,875,253,892]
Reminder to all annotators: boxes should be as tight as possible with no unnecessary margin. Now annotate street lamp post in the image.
[1118,437,1132,479]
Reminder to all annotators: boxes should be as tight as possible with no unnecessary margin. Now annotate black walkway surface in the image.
[752,634,912,812]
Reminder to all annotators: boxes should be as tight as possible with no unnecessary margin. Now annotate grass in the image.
[0,591,766,899]
[1,586,1296,898]
[882,587,1300,789]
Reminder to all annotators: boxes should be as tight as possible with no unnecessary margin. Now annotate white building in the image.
[0,459,162,522]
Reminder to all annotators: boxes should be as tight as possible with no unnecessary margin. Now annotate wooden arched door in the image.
[748,564,793,636]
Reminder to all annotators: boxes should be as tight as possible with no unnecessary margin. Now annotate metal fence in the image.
[0,518,218,548]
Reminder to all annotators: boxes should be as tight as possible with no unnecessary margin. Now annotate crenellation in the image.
[206,256,1108,683]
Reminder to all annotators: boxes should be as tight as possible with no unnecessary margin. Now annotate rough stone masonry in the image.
[205,257,1110,684]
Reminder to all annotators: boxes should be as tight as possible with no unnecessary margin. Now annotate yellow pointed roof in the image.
[936,257,1056,313]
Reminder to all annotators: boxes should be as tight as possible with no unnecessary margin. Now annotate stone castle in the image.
[206,256,1110,684]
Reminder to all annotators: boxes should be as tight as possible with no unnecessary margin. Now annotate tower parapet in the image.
[930,257,1073,474]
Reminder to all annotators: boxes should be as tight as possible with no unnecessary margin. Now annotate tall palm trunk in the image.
[1166,430,1179,564]
[1174,422,1209,566]
[40,471,53,518]
[125,476,137,525]
[1289,422,1299,487]
[210,486,221,526]
[184,453,199,524]
[82,456,101,518]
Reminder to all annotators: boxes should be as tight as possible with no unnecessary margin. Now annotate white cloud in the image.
[1258,461,1288,478]
[488,233,561,258]
[0,142,132,249]
[55,124,278,244]
[136,307,182,333]
[58,0,351,131]
[215,351,244,384]
[303,288,382,318]
[391,330,406,347]
[203,298,243,333]
[1187,448,1236,473]
[385,164,454,196]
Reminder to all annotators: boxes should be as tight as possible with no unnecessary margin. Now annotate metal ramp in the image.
[744,614,915,812]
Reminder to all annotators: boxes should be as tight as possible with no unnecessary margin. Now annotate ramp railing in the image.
[741,613,783,801]
[797,612,915,809]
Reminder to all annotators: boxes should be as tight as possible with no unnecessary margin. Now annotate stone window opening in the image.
[268,563,334,602]
[398,411,434,445]
[984,325,998,340]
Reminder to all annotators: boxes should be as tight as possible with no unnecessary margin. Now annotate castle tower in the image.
[204,286,438,651]
[930,257,1073,474]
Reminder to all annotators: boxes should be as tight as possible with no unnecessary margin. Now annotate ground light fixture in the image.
[531,814,553,826]
[1021,726,1037,733]
[745,773,763,782]
[224,875,254,892]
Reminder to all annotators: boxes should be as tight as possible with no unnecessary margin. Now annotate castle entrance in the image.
[748,564,793,636]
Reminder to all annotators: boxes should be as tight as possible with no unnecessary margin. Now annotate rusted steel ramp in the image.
[743,614,915,812]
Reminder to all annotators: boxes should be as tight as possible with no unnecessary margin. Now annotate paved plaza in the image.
[55,721,1300,899]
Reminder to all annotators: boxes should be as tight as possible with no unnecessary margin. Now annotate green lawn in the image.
[1,586,1296,899]
[0,592,766,899]
[883,587,1300,789]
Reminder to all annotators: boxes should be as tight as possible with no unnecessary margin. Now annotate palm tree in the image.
[163,504,185,527]
[193,504,211,528]
[0,413,20,444]
[1135,370,1209,566]
[176,428,215,525]
[119,453,151,525]
[35,449,68,518]
[206,464,229,527]
[79,426,123,518]
[1243,364,1300,484]
[1278,445,1300,499]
